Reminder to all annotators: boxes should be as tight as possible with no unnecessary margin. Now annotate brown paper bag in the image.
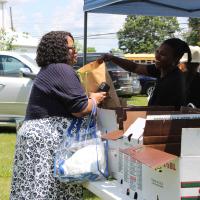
[77,60,121,108]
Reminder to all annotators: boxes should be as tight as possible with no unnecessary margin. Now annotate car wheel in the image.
[146,85,155,96]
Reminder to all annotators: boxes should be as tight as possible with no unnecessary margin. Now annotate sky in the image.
[4,0,189,53]
[5,0,126,52]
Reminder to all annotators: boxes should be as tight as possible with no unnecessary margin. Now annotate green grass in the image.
[83,189,100,200]
[0,132,100,200]
[0,177,11,200]
[125,95,148,106]
[0,133,16,200]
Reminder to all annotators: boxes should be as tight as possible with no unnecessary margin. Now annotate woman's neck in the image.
[160,65,177,78]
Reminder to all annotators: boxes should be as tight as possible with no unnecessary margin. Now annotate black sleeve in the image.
[147,64,161,78]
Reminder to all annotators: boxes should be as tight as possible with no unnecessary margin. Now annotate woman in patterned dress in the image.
[10,31,106,200]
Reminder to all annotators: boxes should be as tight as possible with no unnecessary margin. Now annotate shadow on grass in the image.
[0,127,16,134]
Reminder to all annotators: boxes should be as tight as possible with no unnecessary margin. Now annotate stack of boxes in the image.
[99,106,200,199]
[99,106,177,179]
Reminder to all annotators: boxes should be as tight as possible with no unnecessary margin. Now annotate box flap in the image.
[101,130,124,140]
[125,146,177,169]
[143,135,181,144]
[123,111,146,132]
[123,117,146,140]
[144,115,200,137]
[115,106,176,130]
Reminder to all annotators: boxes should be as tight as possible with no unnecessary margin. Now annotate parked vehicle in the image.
[124,53,155,64]
[139,75,156,96]
[0,51,39,125]
[74,53,141,97]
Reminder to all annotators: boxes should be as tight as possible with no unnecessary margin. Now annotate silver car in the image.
[0,51,39,126]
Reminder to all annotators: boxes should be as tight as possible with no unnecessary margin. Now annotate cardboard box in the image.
[99,107,184,178]
[122,117,146,148]
[100,107,200,182]
[100,107,147,179]
[119,147,143,199]
[120,128,200,200]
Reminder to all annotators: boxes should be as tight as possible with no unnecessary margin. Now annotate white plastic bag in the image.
[54,100,108,183]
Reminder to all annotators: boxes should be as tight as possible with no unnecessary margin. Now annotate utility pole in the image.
[9,6,14,31]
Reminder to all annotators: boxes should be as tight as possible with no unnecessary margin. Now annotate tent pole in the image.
[83,11,88,65]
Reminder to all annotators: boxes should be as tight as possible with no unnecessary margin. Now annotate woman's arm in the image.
[71,92,106,117]
[100,54,149,75]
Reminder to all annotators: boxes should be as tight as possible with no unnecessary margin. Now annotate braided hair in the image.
[163,38,191,66]
[36,31,74,67]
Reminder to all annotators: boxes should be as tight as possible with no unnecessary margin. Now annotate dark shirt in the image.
[186,72,200,108]
[147,64,186,107]
[25,63,88,120]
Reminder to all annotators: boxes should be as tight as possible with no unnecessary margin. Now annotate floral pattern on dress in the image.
[10,117,85,200]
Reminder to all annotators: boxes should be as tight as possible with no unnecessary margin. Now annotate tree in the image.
[117,16,180,53]
[87,47,96,53]
[0,29,17,50]
[74,40,83,52]
[109,48,123,54]
[184,18,200,46]
[74,41,96,53]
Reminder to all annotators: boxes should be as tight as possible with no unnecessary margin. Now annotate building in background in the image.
[0,0,8,29]
[0,0,38,53]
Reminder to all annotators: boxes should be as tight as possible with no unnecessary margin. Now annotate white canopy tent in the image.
[83,0,200,64]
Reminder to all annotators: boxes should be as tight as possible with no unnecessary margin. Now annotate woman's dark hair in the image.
[36,31,74,67]
[163,38,191,65]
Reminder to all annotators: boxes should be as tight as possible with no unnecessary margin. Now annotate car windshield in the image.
[21,54,37,66]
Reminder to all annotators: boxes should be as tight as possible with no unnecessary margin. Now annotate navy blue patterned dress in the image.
[10,64,88,200]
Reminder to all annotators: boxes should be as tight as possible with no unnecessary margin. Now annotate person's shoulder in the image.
[51,63,72,70]
[173,67,183,76]
[50,63,76,74]
[170,68,185,85]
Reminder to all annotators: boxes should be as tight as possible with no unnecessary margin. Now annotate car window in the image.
[21,54,37,65]
[0,55,27,77]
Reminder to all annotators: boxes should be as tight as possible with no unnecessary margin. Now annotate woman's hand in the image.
[72,92,107,117]
[89,92,107,105]
[97,53,114,64]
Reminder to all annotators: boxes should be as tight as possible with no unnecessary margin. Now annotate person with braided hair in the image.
[100,38,191,108]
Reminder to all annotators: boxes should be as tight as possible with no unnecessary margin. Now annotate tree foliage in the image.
[110,48,123,53]
[184,18,200,46]
[74,41,96,53]
[0,29,17,51]
[74,40,83,52]
[87,47,96,53]
[117,16,180,53]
